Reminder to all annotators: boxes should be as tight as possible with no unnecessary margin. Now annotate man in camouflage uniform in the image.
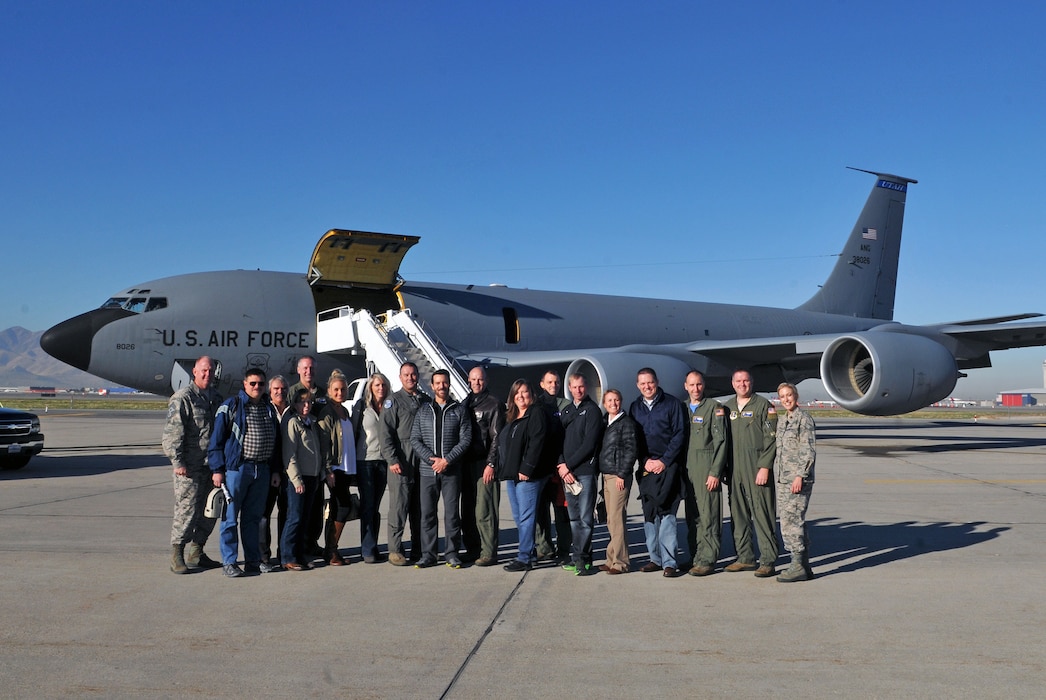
[773,382,816,582]
[163,356,223,573]
[723,369,779,578]
[681,370,729,577]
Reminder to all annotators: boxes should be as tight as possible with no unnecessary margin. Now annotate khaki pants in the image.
[602,473,632,571]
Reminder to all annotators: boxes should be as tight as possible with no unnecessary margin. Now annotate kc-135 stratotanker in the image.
[41,169,1046,414]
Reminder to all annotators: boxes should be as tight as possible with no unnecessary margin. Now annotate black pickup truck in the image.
[0,406,45,470]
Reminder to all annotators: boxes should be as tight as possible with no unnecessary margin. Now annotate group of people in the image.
[164,355,816,583]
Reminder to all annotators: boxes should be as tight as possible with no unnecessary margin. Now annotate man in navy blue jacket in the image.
[629,367,687,577]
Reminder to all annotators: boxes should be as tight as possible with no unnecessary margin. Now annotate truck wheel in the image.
[0,455,31,470]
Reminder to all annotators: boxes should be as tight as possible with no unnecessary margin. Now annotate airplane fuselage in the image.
[47,268,885,398]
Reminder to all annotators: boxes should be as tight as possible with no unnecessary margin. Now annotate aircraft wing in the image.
[459,335,835,371]
[457,334,838,400]
[929,313,1042,326]
[932,318,1046,353]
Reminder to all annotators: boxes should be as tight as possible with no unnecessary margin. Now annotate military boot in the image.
[802,551,815,580]
[170,544,189,574]
[776,559,809,583]
[185,541,222,569]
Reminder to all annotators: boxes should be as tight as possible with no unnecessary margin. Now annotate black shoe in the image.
[503,559,532,572]
[195,552,223,570]
[243,562,261,575]
[414,557,438,569]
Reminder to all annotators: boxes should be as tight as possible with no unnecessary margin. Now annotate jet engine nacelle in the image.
[566,352,695,407]
[820,332,958,416]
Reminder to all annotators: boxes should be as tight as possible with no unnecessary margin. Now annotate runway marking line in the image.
[865,479,1046,484]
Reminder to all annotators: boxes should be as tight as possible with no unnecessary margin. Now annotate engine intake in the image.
[820,332,957,415]
[566,352,695,407]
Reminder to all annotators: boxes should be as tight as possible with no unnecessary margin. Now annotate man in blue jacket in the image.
[629,367,687,577]
[209,368,282,578]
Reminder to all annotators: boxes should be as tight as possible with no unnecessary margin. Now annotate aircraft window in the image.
[101,297,129,309]
[145,297,168,312]
[124,297,148,313]
[502,307,520,344]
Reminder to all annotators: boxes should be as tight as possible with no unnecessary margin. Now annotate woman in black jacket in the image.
[599,389,637,574]
[497,379,550,572]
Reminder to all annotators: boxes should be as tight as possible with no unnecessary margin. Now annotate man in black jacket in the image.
[534,370,571,564]
[462,367,505,566]
[556,374,605,575]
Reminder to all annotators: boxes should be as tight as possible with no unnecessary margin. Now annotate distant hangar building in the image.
[996,360,1046,406]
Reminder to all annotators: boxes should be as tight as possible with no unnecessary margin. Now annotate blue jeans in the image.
[506,476,548,564]
[281,474,318,566]
[357,460,387,559]
[565,474,597,565]
[644,512,678,569]
[219,462,270,565]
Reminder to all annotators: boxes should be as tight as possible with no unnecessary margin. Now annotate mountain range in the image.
[0,327,115,389]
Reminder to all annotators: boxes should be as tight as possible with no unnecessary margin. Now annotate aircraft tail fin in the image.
[798,168,917,320]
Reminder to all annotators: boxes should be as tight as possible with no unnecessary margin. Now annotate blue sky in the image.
[3,2,1045,398]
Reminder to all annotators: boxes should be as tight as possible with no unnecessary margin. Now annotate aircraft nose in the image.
[40,308,135,372]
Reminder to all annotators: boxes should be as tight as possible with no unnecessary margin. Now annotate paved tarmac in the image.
[2,410,1045,698]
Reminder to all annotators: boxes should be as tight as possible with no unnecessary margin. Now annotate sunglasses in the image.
[246,381,265,387]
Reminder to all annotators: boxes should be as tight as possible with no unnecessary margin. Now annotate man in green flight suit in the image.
[723,369,778,578]
[681,370,729,577]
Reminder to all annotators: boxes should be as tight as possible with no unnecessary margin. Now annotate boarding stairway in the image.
[315,306,470,401]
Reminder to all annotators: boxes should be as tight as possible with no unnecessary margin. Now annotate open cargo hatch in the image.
[307,229,420,315]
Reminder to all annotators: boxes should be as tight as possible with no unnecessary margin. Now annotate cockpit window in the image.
[99,296,168,313]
